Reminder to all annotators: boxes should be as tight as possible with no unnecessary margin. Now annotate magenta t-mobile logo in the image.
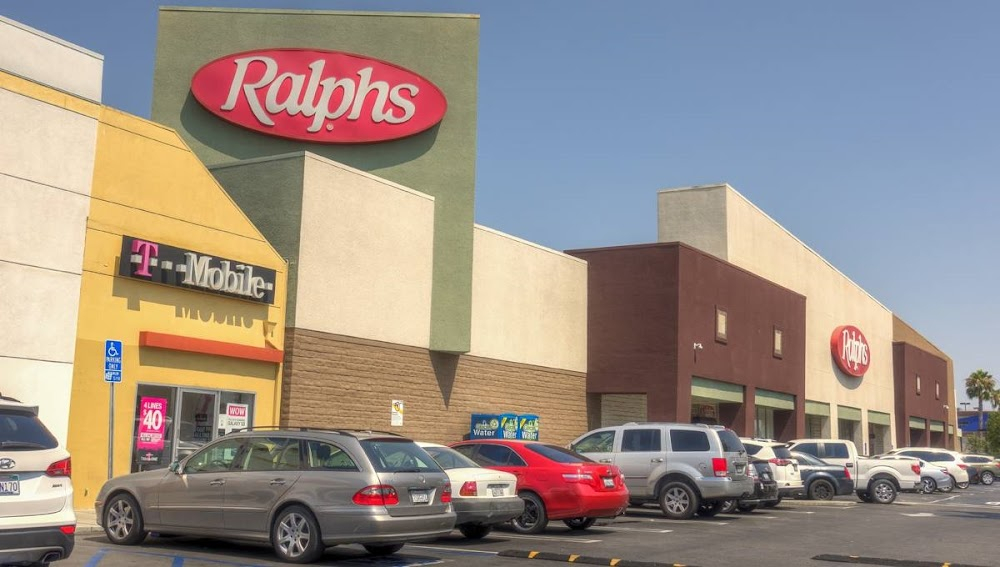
[131,240,159,277]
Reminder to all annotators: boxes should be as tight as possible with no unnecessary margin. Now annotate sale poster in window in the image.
[137,397,167,463]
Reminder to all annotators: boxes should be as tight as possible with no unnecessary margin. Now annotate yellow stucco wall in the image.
[67,107,287,508]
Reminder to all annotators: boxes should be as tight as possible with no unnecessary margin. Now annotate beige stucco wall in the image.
[0,21,102,442]
[658,184,897,450]
[0,16,103,102]
[657,185,729,260]
[296,154,435,349]
[469,225,587,372]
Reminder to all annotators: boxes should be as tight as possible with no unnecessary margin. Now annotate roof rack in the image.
[229,425,405,439]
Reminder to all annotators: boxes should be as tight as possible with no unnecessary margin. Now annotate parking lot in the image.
[61,485,1000,567]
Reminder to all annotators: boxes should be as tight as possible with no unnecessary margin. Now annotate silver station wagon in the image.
[95,428,455,563]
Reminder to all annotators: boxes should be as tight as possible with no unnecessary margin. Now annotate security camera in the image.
[693,343,704,350]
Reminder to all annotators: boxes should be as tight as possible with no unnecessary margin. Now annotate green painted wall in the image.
[151,7,479,353]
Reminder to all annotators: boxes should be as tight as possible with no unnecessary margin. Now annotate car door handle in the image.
[651,458,664,463]
[599,459,613,463]
[269,479,286,486]
[209,479,226,486]
[845,463,854,467]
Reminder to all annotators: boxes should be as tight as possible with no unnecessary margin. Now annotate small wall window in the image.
[935,381,940,400]
[715,307,728,344]
[916,375,921,395]
[773,327,783,358]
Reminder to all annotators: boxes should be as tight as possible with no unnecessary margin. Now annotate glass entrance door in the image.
[175,390,218,462]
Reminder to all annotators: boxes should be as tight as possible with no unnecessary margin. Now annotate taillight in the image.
[562,472,594,483]
[459,481,477,497]
[958,464,968,470]
[59,525,75,535]
[352,485,399,506]
[911,463,921,476]
[769,458,791,467]
[441,482,452,504]
[46,458,71,478]
[712,458,729,478]
[843,466,851,480]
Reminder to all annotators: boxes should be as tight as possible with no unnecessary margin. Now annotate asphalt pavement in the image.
[64,485,1000,567]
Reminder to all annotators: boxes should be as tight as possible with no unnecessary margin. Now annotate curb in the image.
[813,554,990,567]
[783,499,858,507]
[498,549,698,567]
[76,524,104,535]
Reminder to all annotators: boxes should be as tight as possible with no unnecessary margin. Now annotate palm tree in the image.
[965,369,996,432]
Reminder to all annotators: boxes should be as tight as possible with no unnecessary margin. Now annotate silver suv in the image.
[571,423,752,520]
[96,428,455,563]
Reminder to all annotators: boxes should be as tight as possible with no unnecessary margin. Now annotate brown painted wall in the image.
[568,243,806,438]
[893,341,950,447]
[281,328,588,445]
[893,316,957,449]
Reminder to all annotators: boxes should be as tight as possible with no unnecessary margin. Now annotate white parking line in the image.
[929,496,959,504]
[408,544,499,555]
[500,534,602,543]
[600,526,674,533]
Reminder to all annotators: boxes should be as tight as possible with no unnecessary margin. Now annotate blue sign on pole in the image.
[104,340,122,383]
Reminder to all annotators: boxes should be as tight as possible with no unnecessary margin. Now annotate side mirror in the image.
[168,461,181,474]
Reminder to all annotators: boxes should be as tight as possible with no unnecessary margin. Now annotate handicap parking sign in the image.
[104,340,122,383]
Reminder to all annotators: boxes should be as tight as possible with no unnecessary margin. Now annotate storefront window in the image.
[130,384,255,473]
[755,406,774,439]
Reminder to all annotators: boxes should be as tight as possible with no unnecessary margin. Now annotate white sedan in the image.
[417,442,524,539]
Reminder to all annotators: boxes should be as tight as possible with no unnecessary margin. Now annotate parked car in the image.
[720,458,778,513]
[416,442,523,539]
[571,422,752,520]
[0,395,76,567]
[96,429,455,563]
[885,448,971,489]
[450,439,628,533]
[961,454,1000,486]
[787,439,859,472]
[789,451,854,500]
[878,456,953,494]
[740,439,804,505]
[789,438,923,504]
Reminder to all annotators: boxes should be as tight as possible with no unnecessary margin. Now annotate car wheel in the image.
[808,480,835,501]
[762,495,782,508]
[870,479,897,504]
[458,524,493,539]
[857,491,873,503]
[563,517,597,530]
[272,505,323,564]
[363,543,405,556]
[696,500,725,518]
[981,471,996,485]
[736,502,759,513]
[921,477,937,494]
[511,492,548,534]
[103,493,147,545]
[720,499,738,514]
[957,481,970,489]
[658,481,700,520]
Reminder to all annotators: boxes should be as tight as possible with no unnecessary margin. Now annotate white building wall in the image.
[0,18,102,444]
[469,226,587,373]
[658,184,896,449]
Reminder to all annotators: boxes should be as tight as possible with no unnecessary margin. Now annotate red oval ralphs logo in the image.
[831,325,871,378]
[190,49,447,144]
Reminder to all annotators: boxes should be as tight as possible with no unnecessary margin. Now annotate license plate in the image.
[410,490,429,504]
[489,486,505,497]
[0,476,19,496]
[602,477,615,488]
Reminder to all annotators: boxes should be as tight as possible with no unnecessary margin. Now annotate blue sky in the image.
[5,1,998,408]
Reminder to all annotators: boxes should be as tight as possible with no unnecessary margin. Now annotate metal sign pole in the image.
[108,381,115,480]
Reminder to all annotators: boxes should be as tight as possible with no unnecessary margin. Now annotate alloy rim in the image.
[922,478,935,493]
[983,472,995,485]
[665,487,689,514]
[814,483,833,500]
[108,499,134,540]
[874,483,893,502]
[277,513,311,558]
[517,500,539,529]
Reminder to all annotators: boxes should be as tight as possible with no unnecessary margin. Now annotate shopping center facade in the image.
[1,9,957,510]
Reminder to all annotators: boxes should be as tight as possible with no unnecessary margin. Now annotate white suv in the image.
[740,439,804,505]
[0,396,75,566]
[885,447,971,489]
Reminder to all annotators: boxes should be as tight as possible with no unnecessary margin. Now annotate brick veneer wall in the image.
[281,328,589,445]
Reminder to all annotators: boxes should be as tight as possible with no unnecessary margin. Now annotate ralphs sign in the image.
[190,48,448,143]
[831,325,871,378]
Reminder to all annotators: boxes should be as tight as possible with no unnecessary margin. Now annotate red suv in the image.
[450,439,628,534]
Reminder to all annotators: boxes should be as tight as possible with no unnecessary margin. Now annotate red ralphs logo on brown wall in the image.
[190,48,447,144]
[830,325,870,378]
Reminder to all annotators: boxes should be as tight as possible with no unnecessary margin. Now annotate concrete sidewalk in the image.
[74,508,103,534]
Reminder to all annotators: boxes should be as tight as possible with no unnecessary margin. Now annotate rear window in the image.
[716,429,744,453]
[360,439,442,473]
[670,430,711,452]
[0,410,58,450]
[423,445,480,470]
[525,443,593,464]
[772,446,794,459]
[743,443,763,456]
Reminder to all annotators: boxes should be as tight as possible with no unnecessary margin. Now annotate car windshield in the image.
[422,445,480,470]
[525,443,593,464]
[360,439,443,473]
[0,409,58,450]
